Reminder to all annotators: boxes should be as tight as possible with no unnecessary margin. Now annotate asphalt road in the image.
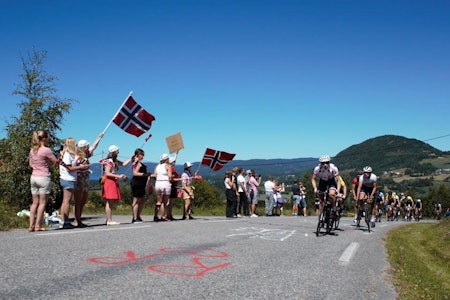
[0,215,408,300]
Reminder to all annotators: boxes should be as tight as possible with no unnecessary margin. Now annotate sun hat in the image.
[160,153,169,161]
[77,140,89,148]
[108,145,119,153]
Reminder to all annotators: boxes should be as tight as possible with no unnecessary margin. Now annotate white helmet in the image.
[319,155,330,163]
[363,166,372,173]
[184,161,192,168]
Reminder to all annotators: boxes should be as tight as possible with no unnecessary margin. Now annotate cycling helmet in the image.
[363,166,372,173]
[319,155,330,163]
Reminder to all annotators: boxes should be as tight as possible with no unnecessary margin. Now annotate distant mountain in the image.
[332,135,446,172]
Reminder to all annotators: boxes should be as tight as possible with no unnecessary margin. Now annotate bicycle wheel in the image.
[364,204,371,232]
[334,212,340,230]
[325,206,332,234]
[316,209,324,236]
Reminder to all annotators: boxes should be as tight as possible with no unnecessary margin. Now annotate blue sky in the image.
[1,0,449,166]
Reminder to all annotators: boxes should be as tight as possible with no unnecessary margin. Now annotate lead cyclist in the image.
[311,155,342,215]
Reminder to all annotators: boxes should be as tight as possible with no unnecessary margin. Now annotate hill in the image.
[332,135,446,172]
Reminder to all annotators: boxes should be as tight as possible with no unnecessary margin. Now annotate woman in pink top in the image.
[28,130,60,232]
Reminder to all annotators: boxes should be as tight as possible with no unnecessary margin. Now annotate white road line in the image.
[34,224,154,236]
[339,242,359,263]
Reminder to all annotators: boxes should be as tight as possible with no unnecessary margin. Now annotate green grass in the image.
[386,219,450,299]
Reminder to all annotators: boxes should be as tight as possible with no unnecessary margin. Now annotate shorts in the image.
[361,186,374,196]
[30,176,51,195]
[60,179,76,190]
[155,180,171,196]
[299,196,307,208]
[293,195,301,205]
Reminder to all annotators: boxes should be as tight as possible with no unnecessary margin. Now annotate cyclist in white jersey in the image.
[356,166,378,226]
[311,155,341,215]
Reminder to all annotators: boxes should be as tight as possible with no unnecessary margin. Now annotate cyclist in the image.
[351,170,363,223]
[404,195,414,221]
[385,191,395,221]
[356,166,377,227]
[373,188,384,222]
[336,175,347,217]
[435,202,442,220]
[311,155,341,216]
[414,198,422,220]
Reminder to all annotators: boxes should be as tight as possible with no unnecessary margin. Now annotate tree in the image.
[0,49,73,209]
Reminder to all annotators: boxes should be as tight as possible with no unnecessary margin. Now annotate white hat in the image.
[160,153,169,161]
[108,145,119,153]
[169,156,176,164]
[77,140,89,148]
[184,161,192,168]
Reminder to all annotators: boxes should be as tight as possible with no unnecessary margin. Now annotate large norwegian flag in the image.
[112,95,155,137]
[201,148,236,171]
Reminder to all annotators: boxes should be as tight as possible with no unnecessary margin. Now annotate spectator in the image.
[101,145,130,225]
[264,176,275,216]
[153,153,172,221]
[236,168,249,217]
[167,154,181,220]
[291,179,301,216]
[130,148,150,223]
[247,170,261,217]
[299,182,307,216]
[224,170,237,218]
[59,137,90,229]
[28,130,60,231]
[74,133,104,228]
[181,161,195,220]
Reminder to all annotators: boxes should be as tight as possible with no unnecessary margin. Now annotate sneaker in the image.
[106,221,120,226]
[161,216,169,221]
[250,214,258,218]
[236,214,242,218]
[154,217,161,222]
[188,215,194,220]
[132,218,143,224]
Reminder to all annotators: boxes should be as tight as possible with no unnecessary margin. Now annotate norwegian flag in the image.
[201,148,236,171]
[112,95,155,137]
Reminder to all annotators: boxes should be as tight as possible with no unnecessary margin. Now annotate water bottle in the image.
[44,213,49,225]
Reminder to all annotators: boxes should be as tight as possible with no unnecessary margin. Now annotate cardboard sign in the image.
[166,132,184,153]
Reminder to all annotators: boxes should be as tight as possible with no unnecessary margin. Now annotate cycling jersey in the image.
[313,163,339,192]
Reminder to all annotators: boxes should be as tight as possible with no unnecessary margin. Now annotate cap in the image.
[160,153,169,161]
[184,161,192,168]
[169,156,176,164]
[77,140,89,148]
[108,145,119,153]
[246,170,252,174]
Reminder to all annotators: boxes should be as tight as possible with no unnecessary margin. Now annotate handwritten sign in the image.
[166,132,184,153]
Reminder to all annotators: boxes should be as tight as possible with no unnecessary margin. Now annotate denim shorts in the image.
[60,179,76,190]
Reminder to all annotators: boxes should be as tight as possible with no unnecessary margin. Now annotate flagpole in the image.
[101,91,133,134]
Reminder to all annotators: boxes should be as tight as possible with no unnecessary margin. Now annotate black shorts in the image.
[318,179,337,192]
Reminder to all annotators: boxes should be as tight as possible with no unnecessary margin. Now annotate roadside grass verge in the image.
[386,219,450,299]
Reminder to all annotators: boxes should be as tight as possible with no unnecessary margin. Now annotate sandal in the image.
[28,226,35,232]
